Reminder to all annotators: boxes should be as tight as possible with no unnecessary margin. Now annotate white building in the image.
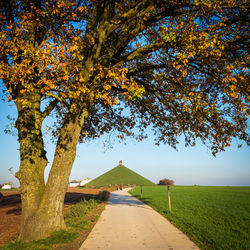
[2,184,12,189]
[80,178,92,187]
[68,181,80,187]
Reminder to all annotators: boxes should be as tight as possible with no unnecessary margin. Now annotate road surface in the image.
[80,188,199,250]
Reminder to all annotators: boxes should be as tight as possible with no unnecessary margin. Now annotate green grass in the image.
[86,165,155,187]
[1,197,104,250]
[129,186,250,249]
[65,198,99,230]
[0,188,17,191]
[1,230,79,250]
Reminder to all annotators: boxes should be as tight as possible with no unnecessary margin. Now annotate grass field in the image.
[86,165,155,187]
[129,186,250,249]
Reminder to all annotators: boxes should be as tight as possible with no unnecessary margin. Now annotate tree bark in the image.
[19,107,88,241]
[15,98,47,240]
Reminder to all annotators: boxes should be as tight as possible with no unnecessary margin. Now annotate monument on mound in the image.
[85,161,155,187]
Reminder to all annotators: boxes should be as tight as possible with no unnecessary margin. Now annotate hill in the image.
[85,165,155,187]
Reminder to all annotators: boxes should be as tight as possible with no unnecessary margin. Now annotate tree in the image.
[0,0,249,242]
[158,178,174,186]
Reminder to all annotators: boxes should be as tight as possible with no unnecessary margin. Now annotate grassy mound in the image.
[86,165,155,187]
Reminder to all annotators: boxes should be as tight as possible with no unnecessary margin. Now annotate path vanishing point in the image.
[80,188,199,250]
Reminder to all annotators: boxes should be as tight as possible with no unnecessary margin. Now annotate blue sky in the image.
[0,99,249,187]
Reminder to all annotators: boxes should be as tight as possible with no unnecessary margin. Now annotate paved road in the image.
[80,188,199,250]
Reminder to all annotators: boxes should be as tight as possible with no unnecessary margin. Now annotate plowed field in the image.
[0,187,113,247]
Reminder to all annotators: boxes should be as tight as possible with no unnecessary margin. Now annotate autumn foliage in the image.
[0,0,249,242]
[158,179,175,186]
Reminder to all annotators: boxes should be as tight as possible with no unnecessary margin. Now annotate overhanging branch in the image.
[41,98,59,120]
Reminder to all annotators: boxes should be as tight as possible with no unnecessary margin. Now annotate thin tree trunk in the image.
[19,108,88,241]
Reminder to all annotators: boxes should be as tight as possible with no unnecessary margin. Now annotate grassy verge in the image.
[0,188,17,191]
[1,192,109,250]
[129,186,250,249]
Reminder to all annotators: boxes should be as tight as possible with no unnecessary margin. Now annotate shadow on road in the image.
[108,193,152,209]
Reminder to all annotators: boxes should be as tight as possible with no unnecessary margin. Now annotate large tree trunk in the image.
[19,108,88,241]
[15,99,48,240]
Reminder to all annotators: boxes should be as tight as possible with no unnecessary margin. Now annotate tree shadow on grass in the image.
[132,194,153,205]
[130,194,171,216]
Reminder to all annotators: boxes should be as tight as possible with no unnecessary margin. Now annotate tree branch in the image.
[41,99,59,120]
[113,42,164,67]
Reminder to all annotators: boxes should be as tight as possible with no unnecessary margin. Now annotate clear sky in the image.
[0,99,249,187]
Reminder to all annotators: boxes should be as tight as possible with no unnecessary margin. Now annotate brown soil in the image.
[0,187,116,247]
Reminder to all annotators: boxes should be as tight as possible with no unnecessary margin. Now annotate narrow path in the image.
[80,188,199,250]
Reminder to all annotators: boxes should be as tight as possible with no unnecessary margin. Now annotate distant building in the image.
[80,178,92,186]
[68,181,80,187]
[2,184,12,189]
